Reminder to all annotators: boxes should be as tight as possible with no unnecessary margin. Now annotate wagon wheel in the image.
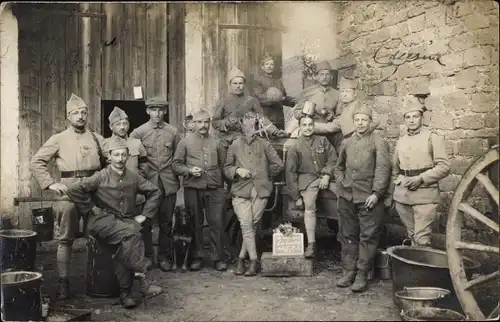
[446,145,500,320]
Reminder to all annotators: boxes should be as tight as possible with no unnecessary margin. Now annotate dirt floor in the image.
[37,227,402,322]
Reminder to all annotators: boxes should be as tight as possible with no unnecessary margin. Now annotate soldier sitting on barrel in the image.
[66,136,163,309]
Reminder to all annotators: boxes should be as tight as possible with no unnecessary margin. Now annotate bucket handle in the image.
[402,238,412,246]
[378,254,390,269]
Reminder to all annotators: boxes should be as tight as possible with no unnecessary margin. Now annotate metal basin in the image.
[395,287,451,315]
[402,307,466,321]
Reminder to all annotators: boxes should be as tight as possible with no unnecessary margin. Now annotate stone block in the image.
[451,157,475,175]
[407,14,426,33]
[457,138,489,156]
[425,5,447,28]
[389,22,410,39]
[440,51,464,72]
[465,128,500,138]
[260,252,313,277]
[456,114,485,130]
[442,92,469,111]
[473,27,499,47]
[381,9,408,27]
[473,0,499,13]
[470,92,498,112]
[485,113,500,128]
[439,174,461,192]
[444,129,466,140]
[455,67,479,89]
[368,81,397,96]
[424,95,443,111]
[464,46,493,67]
[464,13,491,30]
[370,27,391,44]
[431,110,454,130]
[453,1,474,18]
[404,76,430,95]
[407,5,426,18]
[429,77,457,96]
[360,19,382,33]
[445,140,458,156]
[449,32,475,52]
[489,14,499,26]
[397,63,420,78]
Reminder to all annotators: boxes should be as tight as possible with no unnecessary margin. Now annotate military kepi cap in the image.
[338,77,359,90]
[192,109,211,121]
[314,60,332,73]
[104,136,128,152]
[352,102,373,119]
[145,96,169,108]
[228,67,246,83]
[261,53,274,65]
[66,93,87,114]
[402,95,425,116]
[108,106,128,124]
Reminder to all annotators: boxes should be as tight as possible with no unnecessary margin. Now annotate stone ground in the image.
[37,227,402,322]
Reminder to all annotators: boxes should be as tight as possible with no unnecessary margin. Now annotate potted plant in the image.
[272,222,304,256]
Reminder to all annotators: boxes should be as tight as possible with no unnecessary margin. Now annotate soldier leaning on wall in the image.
[387,95,451,247]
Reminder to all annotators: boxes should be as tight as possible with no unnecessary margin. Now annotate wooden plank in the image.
[236,4,249,79]
[123,3,147,101]
[145,3,168,99]
[102,3,124,100]
[65,3,81,115]
[184,3,203,116]
[167,3,186,130]
[202,3,220,116]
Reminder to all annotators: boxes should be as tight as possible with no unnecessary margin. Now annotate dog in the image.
[171,206,194,272]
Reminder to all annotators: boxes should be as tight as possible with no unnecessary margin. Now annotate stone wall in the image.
[336,0,499,231]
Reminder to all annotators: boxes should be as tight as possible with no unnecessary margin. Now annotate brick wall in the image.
[336,0,499,231]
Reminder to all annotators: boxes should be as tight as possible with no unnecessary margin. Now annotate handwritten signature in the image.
[373,38,446,83]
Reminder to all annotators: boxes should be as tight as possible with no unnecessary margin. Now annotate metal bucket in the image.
[1,271,44,322]
[402,307,466,321]
[32,207,54,242]
[0,229,38,273]
[395,287,451,315]
[376,249,391,280]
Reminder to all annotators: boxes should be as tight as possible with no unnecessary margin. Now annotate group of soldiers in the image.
[29,54,450,309]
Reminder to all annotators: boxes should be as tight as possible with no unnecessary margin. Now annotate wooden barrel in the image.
[1,271,43,322]
[86,235,120,298]
[0,229,37,273]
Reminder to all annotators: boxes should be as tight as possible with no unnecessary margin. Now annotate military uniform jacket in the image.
[104,135,148,178]
[129,120,180,196]
[30,127,105,189]
[172,133,226,189]
[252,71,296,109]
[66,166,162,220]
[390,127,450,205]
[335,131,391,203]
[285,135,338,200]
[293,84,341,134]
[224,135,284,199]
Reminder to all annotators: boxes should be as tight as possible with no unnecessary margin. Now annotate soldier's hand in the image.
[236,168,252,179]
[295,198,304,209]
[319,175,330,190]
[190,167,203,177]
[404,176,423,191]
[134,215,147,225]
[364,194,379,210]
[49,183,68,196]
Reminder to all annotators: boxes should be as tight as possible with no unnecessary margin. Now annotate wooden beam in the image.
[219,23,286,32]
[459,202,499,233]
[455,241,500,254]
[22,7,106,18]
[464,270,500,290]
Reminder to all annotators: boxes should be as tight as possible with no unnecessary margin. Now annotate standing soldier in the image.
[334,103,391,293]
[251,53,296,130]
[65,136,163,309]
[130,97,181,272]
[224,108,284,276]
[389,96,450,247]
[30,93,105,300]
[172,109,228,271]
[104,107,153,269]
[293,60,343,152]
[285,115,338,259]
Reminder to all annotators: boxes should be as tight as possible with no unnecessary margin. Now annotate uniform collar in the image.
[407,126,423,136]
[244,132,258,144]
[354,130,370,139]
[299,134,315,145]
[195,131,209,139]
[318,85,333,93]
[148,119,165,129]
[111,133,128,140]
[110,165,126,178]
[71,126,87,134]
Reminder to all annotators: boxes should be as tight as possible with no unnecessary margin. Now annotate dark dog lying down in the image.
[172,206,194,272]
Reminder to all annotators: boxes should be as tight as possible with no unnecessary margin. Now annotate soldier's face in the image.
[241,112,257,134]
[262,60,275,74]
[315,70,332,86]
[340,88,356,103]
[299,117,315,137]
[353,113,371,135]
[230,77,245,95]
[147,107,166,124]
[67,107,88,128]
[109,148,129,169]
[194,118,210,135]
[404,111,423,131]
[110,119,130,138]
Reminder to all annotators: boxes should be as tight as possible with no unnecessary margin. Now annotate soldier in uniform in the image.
[30,93,105,300]
[66,136,163,309]
[251,53,296,130]
[389,96,450,246]
[334,103,391,293]
[293,60,343,152]
[224,108,284,276]
[104,107,153,269]
[172,109,228,271]
[130,97,181,272]
[285,115,338,259]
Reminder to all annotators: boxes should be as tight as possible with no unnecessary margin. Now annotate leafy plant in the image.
[273,222,300,236]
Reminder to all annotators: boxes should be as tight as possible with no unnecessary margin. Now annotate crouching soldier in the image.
[172,109,228,271]
[285,115,337,258]
[224,108,284,276]
[389,96,450,246]
[335,103,391,293]
[66,136,163,309]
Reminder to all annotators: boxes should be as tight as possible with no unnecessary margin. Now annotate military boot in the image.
[351,270,368,293]
[56,278,70,300]
[304,242,315,259]
[336,270,357,288]
[120,290,137,309]
[234,258,246,275]
[244,260,259,276]
[134,273,163,307]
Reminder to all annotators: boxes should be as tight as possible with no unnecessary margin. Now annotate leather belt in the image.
[399,167,432,177]
[344,132,354,139]
[61,170,99,178]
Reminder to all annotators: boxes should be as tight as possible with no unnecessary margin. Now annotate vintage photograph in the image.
[0,1,498,321]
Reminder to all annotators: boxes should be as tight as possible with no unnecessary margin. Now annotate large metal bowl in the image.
[395,287,451,316]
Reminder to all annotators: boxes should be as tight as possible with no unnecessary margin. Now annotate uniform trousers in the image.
[395,202,438,246]
[337,197,384,272]
[300,178,321,244]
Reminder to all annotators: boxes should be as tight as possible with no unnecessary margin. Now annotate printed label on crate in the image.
[272,233,304,256]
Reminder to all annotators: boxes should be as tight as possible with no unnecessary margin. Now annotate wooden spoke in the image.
[487,302,499,319]
[464,270,500,290]
[455,241,500,254]
[459,202,500,233]
[476,173,500,206]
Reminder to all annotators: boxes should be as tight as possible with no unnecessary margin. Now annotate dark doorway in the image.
[101,100,170,138]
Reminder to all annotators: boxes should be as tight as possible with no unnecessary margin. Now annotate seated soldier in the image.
[285,115,338,259]
[66,136,163,309]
